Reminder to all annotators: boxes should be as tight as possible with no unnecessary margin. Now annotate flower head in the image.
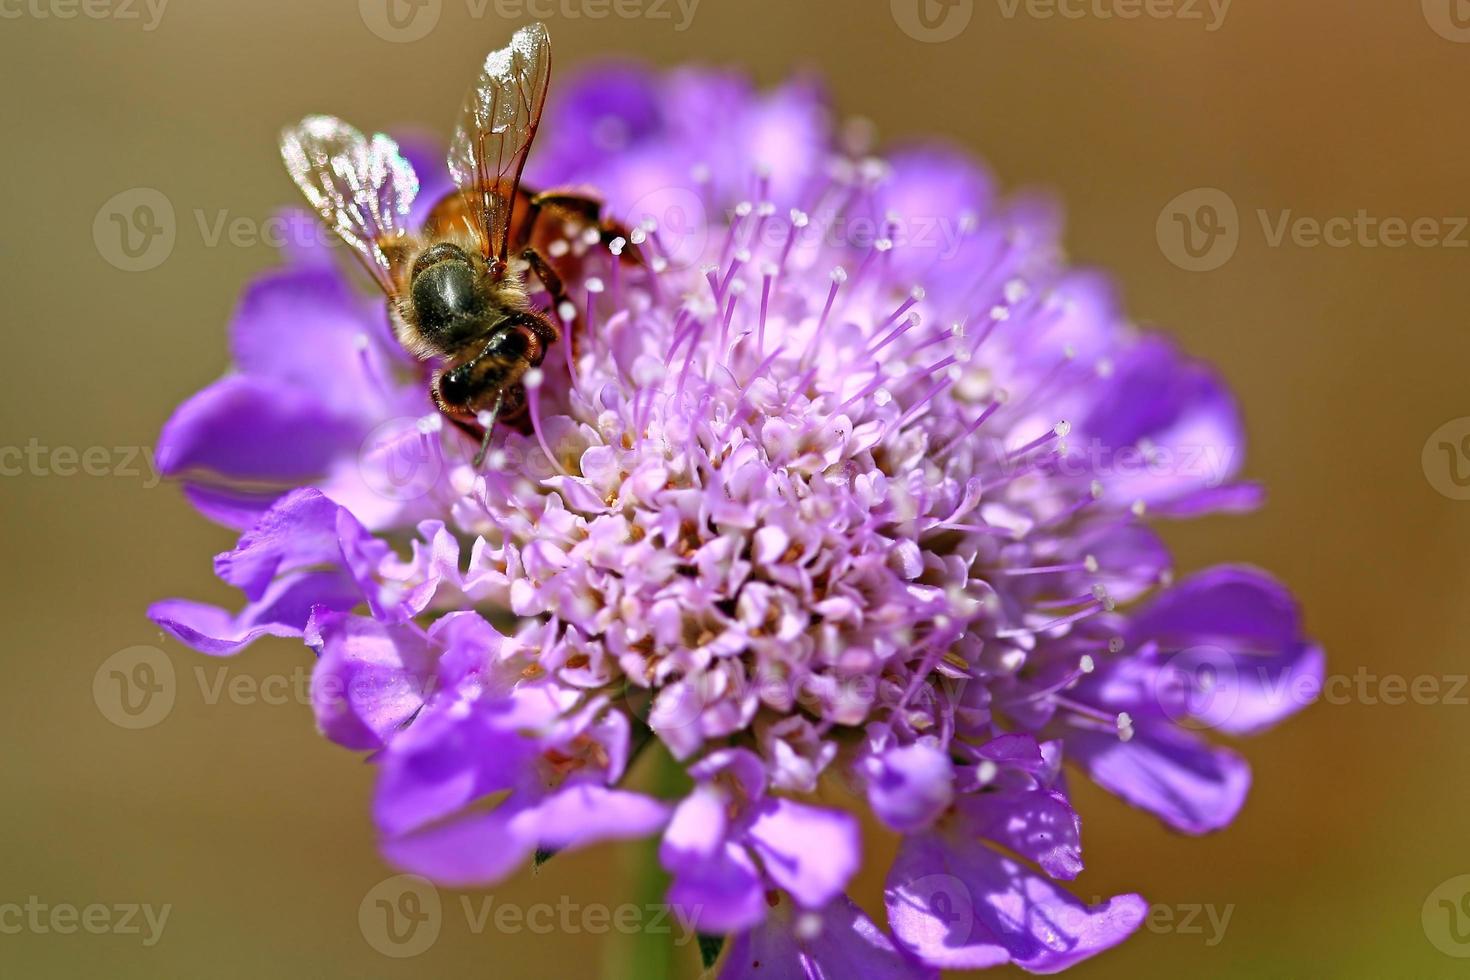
[150,61,1321,976]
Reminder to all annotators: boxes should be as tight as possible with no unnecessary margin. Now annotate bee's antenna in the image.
[473,392,504,468]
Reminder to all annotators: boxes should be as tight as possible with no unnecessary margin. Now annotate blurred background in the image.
[3,1,1468,976]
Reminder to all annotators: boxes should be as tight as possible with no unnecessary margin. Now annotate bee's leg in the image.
[530,190,603,222]
[472,390,505,469]
[520,189,643,262]
[519,190,599,248]
[521,246,569,326]
[519,247,576,362]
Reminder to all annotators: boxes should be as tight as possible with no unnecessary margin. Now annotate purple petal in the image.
[372,698,543,837]
[382,801,535,888]
[958,790,1082,881]
[1130,565,1299,648]
[308,613,433,751]
[866,146,994,285]
[1079,523,1171,605]
[875,146,993,226]
[746,799,860,910]
[213,488,383,602]
[1151,481,1265,518]
[383,775,666,890]
[426,611,515,693]
[657,69,830,206]
[667,842,767,935]
[510,783,669,853]
[1201,642,1323,735]
[148,569,358,656]
[721,894,936,980]
[688,747,768,800]
[179,482,284,531]
[227,265,389,416]
[532,64,661,186]
[661,785,730,866]
[732,75,830,205]
[1021,272,1125,370]
[975,734,1049,772]
[271,207,339,270]
[1080,336,1246,510]
[886,831,1146,971]
[156,375,363,481]
[1067,725,1250,834]
[865,742,955,833]
[1129,566,1325,734]
[376,520,465,621]
[759,716,837,793]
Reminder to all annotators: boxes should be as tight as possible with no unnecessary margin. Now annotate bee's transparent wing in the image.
[280,115,420,297]
[448,22,551,264]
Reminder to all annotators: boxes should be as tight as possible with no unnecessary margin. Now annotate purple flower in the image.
[149,60,1321,976]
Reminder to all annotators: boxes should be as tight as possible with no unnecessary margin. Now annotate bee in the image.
[280,22,623,464]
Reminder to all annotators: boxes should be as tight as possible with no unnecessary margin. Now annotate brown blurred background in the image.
[3,1,1468,976]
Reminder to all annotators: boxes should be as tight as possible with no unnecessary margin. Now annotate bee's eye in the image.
[436,364,474,408]
[485,327,528,360]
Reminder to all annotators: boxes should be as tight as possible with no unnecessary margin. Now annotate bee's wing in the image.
[447,22,551,265]
[280,115,420,298]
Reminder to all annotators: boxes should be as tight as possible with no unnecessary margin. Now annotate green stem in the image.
[606,742,689,980]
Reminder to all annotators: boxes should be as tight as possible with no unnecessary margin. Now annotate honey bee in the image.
[280,22,623,464]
